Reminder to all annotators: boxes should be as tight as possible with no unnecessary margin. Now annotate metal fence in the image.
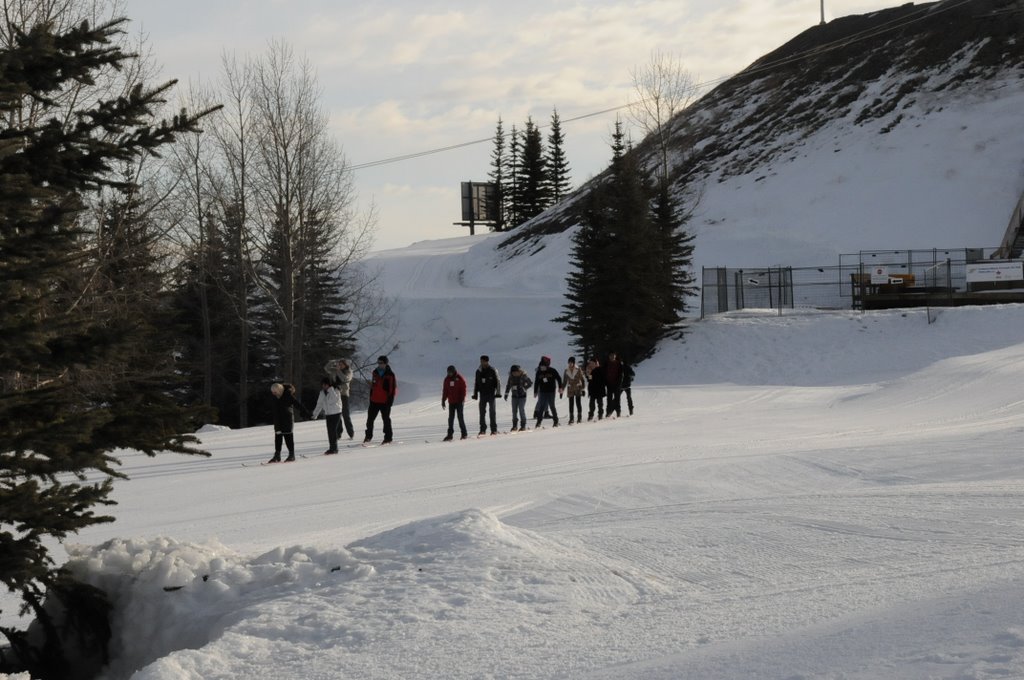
[700,248,1003,317]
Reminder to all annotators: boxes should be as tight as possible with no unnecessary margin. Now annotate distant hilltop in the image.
[504,0,1024,263]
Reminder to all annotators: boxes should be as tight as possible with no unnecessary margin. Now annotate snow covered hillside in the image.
[507,0,1024,270]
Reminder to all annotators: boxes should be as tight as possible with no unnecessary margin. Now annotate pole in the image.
[820,0,825,25]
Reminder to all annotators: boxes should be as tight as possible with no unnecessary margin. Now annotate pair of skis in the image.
[244,441,400,466]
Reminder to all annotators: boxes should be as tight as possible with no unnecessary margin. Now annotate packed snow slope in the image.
[4,232,1022,680]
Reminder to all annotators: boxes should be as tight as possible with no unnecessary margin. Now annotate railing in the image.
[700,248,1012,317]
[994,190,1024,259]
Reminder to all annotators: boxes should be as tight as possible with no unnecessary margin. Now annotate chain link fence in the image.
[700,248,1006,317]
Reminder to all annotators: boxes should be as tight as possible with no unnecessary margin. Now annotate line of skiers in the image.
[441,353,635,441]
[266,355,396,463]
[264,351,635,461]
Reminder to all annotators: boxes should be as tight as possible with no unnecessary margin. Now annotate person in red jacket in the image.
[441,364,469,441]
[364,355,397,445]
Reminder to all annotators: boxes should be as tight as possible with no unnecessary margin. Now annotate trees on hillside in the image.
[545,109,572,204]
[558,120,695,362]
[487,117,507,232]
[514,117,548,222]
[0,17,213,678]
[488,108,573,231]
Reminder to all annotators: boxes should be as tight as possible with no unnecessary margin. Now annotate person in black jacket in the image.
[533,355,563,428]
[268,382,310,463]
[585,357,605,421]
[604,351,624,418]
[622,360,636,416]
[503,364,533,431]
[472,355,501,435]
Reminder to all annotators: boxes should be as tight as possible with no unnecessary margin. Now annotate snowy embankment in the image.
[7,282,1023,679]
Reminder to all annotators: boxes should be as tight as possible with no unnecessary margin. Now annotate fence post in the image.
[946,258,953,307]
[716,268,729,314]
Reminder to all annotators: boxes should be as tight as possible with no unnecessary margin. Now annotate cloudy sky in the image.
[125,0,904,250]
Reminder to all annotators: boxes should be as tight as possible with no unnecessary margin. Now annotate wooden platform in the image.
[857,289,1024,310]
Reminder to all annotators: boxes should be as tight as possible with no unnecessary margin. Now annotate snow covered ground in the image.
[5,36,1024,680]
[5,228,1024,679]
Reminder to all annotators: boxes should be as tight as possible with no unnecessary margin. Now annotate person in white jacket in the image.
[324,358,355,440]
[311,376,344,454]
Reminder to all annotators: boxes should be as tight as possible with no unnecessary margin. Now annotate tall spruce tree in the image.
[505,123,521,229]
[487,117,507,232]
[0,18,212,678]
[558,120,692,362]
[171,203,254,428]
[651,182,696,327]
[545,108,572,203]
[515,117,549,222]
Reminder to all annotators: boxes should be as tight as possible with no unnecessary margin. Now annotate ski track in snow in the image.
[15,294,1024,679]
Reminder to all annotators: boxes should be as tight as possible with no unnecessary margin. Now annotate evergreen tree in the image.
[487,117,507,232]
[0,19,212,677]
[294,206,357,405]
[545,108,572,203]
[505,123,521,228]
[515,117,549,222]
[171,202,255,428]
[650,182,697,327]
[558,119,693,362]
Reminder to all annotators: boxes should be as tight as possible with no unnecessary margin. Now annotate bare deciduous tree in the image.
[161,41,383,425]
[628,50,699,185]
[247,40,372,385]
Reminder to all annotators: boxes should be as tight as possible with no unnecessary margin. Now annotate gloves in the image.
[472,394,478,400]
[441,401,446,410]
[503,394,508,401]
[582,390,586,397]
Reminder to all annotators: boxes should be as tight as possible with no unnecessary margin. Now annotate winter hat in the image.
[377,355,389,365]
[540,355,551,366]
[447,364,456,373]
[480,355,489,362]
[510,364,520,372]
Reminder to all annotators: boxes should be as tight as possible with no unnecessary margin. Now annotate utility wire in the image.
[349,0,989,172]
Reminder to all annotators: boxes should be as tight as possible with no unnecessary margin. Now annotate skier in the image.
[472,354,501,435]
[563,357,586,424]
[622,360,636,416]
[533,355,563,428]
[311,376,343,454]
[441,364,469,441]
[605,351,624,418]
[364,355,397,445]
[324,357,355,440]
[268,382,310,463]
[503,364,533,432]
[585,357,605,421]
